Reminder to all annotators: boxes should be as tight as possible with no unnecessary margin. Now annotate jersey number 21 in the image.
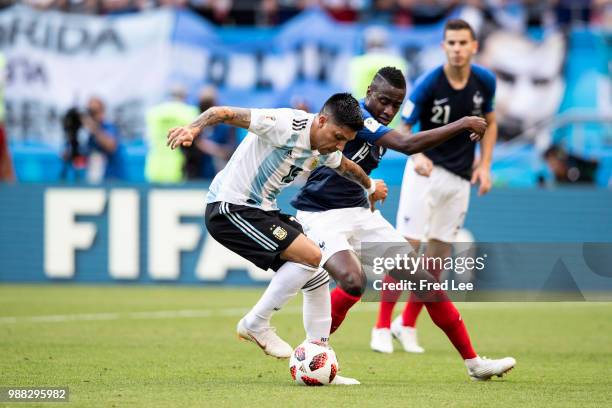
[431,105,450,124]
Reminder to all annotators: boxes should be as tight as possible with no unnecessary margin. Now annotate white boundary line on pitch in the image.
[0,302,608,325]
[0,306,303,324]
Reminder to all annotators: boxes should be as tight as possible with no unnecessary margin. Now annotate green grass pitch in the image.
[1,285,611,407]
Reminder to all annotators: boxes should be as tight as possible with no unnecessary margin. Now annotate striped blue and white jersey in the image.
[206,108,343,211]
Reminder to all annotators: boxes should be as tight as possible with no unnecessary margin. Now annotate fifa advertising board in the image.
[1,185,273,283]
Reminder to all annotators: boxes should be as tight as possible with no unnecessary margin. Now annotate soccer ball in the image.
[289,341,338,386]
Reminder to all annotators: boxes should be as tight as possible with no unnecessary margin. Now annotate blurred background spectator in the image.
[321,0,362,23]
[396,0,458,25]
[59,107,87,181]
[182,86,237,180]
[83,97,121,183]
[349,25,408,99]
[0,51,13,182]
[58,97,120,184]
[290,95,312,112]
[349,25,408,128]
[543,144,598,184]
[23,0,100,13]
[1,1,610,187]
[0,128,13,181]
[145,85,198,183]
[5,0,610,28]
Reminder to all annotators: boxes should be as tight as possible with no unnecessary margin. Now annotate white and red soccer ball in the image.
[289,341,338,386]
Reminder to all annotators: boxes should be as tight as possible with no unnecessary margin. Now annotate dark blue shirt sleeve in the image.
[474,65,497,114]
[483,77,496,114]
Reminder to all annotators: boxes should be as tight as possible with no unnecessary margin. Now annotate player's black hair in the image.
[374,66,406,90]
[320,92,364,132]
[444,19,476,40]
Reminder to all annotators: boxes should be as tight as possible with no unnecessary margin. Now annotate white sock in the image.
[243,261,317,331]
[302,269,331,344]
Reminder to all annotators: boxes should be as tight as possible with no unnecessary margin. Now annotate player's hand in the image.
[462,116,487,142]
[167,126,199,150]
[413,153,433,177]
[471,164,492,196]
[369,179,388,211]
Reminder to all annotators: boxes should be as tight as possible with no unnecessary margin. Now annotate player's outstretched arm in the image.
[375,116,487,156]
[167,107,251,150]
[332,156,388,206]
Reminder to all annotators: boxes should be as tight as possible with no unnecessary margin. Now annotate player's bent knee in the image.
[342,281,366,297]
[324,250,366,296]
[335,267,366,296]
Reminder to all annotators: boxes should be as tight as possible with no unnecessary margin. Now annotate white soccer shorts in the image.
[295,207,407,266]
[396,158,470,243]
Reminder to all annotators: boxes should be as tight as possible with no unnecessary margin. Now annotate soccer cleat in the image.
[330,374,360,385]
[390,316,425,353]
[236,318,293,359]
[370,327,394,353]
[465,356,516,381]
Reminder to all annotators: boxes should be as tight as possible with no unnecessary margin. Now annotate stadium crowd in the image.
[55,86,239,183]
[2,0,609,28]
[0,1,608,185]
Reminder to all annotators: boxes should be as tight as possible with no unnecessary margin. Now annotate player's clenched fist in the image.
[369,179,388,211]
[461,116,487,142]
[167,126,199,150]
[371,179,388,201]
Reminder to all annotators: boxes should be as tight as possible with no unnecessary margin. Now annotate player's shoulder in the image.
[358,102,390,140]
[252,108,314,132]
[288,108,312,119]
[361,116,384,136]
[260,107,311,120]
[471,64,496,92]
[359,101,373,120]
[359,101,379,131]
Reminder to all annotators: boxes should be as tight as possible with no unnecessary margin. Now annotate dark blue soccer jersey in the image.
[291,100,391,212]
[401,64,496,179]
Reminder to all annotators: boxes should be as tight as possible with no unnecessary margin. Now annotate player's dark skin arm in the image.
[375,116,487,155]
[332,156,387,206]
[167,107,251,149]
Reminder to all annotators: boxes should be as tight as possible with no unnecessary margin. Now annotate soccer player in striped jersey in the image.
[167,93,385,385]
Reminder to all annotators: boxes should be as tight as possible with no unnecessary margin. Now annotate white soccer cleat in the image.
[390,316,425,353]
[236,318,293,359]
[330,374,361,385]
[465,356,516,381]
[370,327,394,353]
